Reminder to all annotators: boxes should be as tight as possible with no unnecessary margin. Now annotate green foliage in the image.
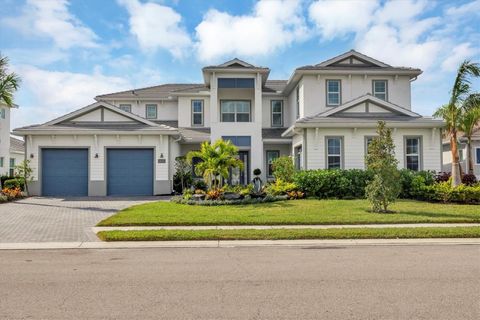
[223,184,253,196]
[415,182,480,204]
[186,139,243,189]
[272,156,295,182]
[3,178,25,190]
[265,179,298,196]
[192,179,207,191]
[172,156,192,194]
[0,54,21,107]
[14,160,32,194]
[398,169,435,199]
[294,169,373,199]
[365,121,401,212]
[171,194,286,206]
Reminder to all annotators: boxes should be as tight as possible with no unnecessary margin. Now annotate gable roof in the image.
[303,94,421,119]
[217,58,256,68]
[315,49,391,68]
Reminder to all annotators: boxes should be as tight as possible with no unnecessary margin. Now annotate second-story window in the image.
[326,80,341,106]
[119,104,131,113]
[373,80,388,100]
[192,100,204,126]
[220,101,251,122]
[0,108,5,119]
[146,104,157,119]
[271,100,283,127]
[296,86,300,119]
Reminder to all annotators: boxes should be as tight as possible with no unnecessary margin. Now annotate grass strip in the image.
[97,226,480,241]
[97,199,480,227]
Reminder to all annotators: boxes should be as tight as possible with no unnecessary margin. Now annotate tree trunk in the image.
[450,133,462,187]
[467,137,474,175]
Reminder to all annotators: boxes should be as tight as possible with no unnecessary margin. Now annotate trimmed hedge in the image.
[0,176,14,188]
[416,182,480,204]
[293,169,373,199]
[3,178,25,191]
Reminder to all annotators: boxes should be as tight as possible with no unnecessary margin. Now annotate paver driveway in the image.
[0,197,165,243]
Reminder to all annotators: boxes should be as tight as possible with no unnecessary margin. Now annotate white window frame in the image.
[326,136,343,169]
[191,100,204,126]
[271,100,283,127]
[145,104,157,119]
[119,104,131,113]
[372,80,388,101]
[9,158,15,176]
[326,80,341,107]
[220,100,251,122]
[404,136,422,171]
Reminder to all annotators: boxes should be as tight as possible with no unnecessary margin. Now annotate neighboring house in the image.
[0,103,24,177]
[13,50,444,197]
[442,125,480,177]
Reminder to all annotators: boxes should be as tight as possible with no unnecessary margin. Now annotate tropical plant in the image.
[434,60,480,186]
[172,156,192,193]
[365,121,401,213]
[0,54,20,107]
[272,156,296,182]
[14,160,32,195]
[186,139,244,189]
[459,93,480,174]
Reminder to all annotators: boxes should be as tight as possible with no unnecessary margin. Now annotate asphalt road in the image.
[0,245,479,319]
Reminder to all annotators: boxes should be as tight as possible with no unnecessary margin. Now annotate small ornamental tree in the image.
[272,156,296,182]
[365,121,401,213]
[172,156,192,194]
[15,160,33,195]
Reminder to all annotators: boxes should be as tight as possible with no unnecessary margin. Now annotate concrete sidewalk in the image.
[1,238,480,250]
[93,223,480,232]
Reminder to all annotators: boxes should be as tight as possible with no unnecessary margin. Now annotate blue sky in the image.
[1,0,479,129]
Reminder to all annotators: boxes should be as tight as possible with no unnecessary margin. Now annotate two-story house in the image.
[0,103,24,177]
[13,50,444,197]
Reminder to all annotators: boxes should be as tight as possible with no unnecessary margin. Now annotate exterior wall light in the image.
[94,153,99,158]
[30,153,34,159]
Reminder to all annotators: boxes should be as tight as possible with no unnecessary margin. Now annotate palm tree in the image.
[187,139,244,189]
[0,54,20,107]
[434,60,480,186]
[459,94,480,174]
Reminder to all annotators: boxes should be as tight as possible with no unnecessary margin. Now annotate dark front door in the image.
[229,151,249,185]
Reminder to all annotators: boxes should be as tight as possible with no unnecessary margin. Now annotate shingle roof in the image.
[263,80,288,93]
[96,84,204,100]
[10,136,24,153]
[262,128,291,140]
[179,127,211,143]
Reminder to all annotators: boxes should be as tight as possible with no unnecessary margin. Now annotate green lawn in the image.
[97,199,480,227]
[97,226,480,241]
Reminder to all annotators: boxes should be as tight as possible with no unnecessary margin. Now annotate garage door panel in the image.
[42,149,88,196]
[107,149,153,196]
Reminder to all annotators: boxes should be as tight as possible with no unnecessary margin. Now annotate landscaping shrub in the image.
[171,194,287,206]
[192,179,208,191]
[294,169,373,199]
[398,169,435,199]
[435,172,478,186]
[1,187,23,200]
[0,175,14,188]
[3,178,25,191]
[272,156,296,182]
[419,182,480,204]
[265,179,298,196]
[172,157,193,194]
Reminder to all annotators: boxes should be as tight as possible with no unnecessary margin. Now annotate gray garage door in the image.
[42,148,88,196]
[107,149,154,196]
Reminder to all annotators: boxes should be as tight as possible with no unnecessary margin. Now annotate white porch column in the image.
[210,72,217,140]
[251,72,263,180]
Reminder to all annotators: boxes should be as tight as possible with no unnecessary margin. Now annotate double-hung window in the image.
[405,137,421,171]
[476,148,480,165]
[191,100,204,126]
[266,151,280,177]
[0,108,5,119]
[9,158,15,176]
[119,104,131,113]
[271,100,283,127]
[220,101,251,122]
[326,137,343,169]
[372,80,388,100]
[326,80,341,106]
[145,104,157,119]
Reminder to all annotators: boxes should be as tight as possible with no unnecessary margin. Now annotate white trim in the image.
[316,50,391,68]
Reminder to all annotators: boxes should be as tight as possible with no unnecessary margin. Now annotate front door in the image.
[229,151,249,185]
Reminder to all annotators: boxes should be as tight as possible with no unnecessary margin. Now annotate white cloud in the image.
[441,43,479,72]
[11,65,131,128]
[118,0,191,58]
[308,0,380,40]
[195,0,309,62]
[2,0,98,49]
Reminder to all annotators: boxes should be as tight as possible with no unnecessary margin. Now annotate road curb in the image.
[1,238,480,250]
